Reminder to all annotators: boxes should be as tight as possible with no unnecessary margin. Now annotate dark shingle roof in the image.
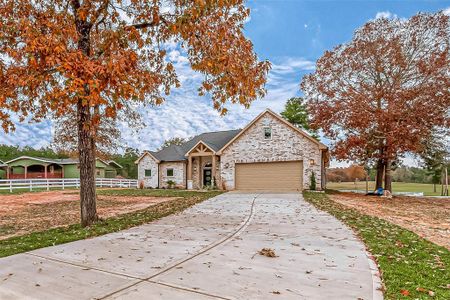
[150,129,241,162]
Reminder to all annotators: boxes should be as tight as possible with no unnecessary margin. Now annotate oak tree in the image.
[0,0,270,226]
[301,12,449,192]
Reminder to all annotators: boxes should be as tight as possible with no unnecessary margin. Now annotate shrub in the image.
[310,171,316,190]
[166,180,176,189]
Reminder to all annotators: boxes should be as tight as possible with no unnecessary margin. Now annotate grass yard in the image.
[0,187,78,195]
[303,191,450,300]
[0,189,222,258]
[327,181,444,196]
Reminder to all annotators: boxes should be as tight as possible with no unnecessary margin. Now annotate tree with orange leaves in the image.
[0,0,270,226]
[302,12,449,193]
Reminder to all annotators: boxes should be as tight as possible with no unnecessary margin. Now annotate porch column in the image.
[44,164,48,179]
[6,167,10,179]
[211,155,216,188]
[197,156,201,189]
[24,166,28,179]
[187,155,193,190]
[61,165,64,178]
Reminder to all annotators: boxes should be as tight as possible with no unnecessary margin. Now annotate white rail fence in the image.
[0,178,138,193]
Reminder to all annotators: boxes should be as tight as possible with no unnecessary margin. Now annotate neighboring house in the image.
[0,160,6,179]
[0,156,123,179]
[136,109,329,191]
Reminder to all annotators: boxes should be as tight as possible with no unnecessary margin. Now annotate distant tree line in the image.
[327,164,445,185]
[0,144,68,162]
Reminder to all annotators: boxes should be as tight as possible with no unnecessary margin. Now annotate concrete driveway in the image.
[0,192,382,300]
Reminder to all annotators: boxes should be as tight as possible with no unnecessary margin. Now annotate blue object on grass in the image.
[375,187,384,195]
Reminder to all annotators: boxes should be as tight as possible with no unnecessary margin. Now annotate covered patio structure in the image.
[4,157,66,179]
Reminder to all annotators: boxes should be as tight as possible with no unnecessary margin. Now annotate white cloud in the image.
[443,7,450,16]
[375,11,398,19]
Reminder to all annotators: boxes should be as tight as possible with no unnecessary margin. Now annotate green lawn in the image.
[0,187,79,195]
[0,189,222,258]
[327,181,443,196]
[303,191,450,300]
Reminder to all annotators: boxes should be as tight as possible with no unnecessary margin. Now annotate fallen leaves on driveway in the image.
[258,248,278,258]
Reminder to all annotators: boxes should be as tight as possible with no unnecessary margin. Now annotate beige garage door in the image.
[235,161,303,191]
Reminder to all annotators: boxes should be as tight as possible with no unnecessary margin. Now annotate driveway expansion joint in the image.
[97,194,259,300]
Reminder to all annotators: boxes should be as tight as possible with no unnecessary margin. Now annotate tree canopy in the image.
[280,97,318,139]
[0,0,271,131]
[160,137,188,150]
[301,12,450,191]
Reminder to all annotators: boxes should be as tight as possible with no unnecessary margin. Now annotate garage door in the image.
[235,161,303,191]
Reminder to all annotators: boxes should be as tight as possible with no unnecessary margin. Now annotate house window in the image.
[144,169,152,177]
[264,127,272,140]
[166,168,174,177]
[96,170,101,176]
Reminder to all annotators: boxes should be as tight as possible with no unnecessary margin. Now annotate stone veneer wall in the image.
[191,156,221,189]
[220,113,323,190]
[137,154,159,188]
[159,161,186,189]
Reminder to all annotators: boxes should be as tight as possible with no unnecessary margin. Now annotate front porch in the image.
[5,163,64,179]
[186,142,220,190]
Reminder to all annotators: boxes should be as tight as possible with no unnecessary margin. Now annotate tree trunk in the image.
[375,158,384,190]
[365,166,369,194]
[445,167,449,196]
[384,159,392,192]
[78,100,98,227]
[73,6,97,227]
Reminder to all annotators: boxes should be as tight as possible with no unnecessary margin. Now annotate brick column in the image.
[211,155,216,188]
[187,156,193,189]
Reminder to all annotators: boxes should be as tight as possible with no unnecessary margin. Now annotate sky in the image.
[1,0,449,167]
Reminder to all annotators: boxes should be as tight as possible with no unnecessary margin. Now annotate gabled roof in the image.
[137,129,241,163]
[184,140,216,156]
[107,160,123,169]
[217,109,328,154]
[181,129,241,153]
[135,151,161,164]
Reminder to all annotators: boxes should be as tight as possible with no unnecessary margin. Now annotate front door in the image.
[203,169,212,186]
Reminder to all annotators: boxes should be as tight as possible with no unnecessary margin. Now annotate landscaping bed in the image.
[303,191,450,300]
[330,192,449,249]
[0,189,222,257]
